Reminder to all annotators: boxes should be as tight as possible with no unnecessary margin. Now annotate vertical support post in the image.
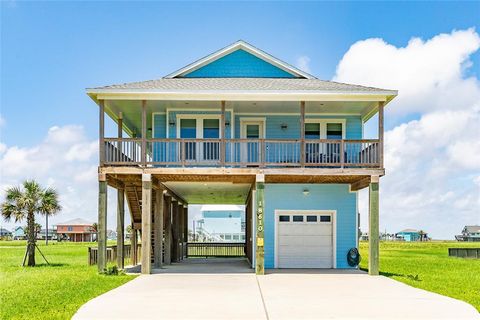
[154,189,164,268]
[117,186,125,269]
[141,174,152,274]
[378,101,384,168]
[255,174,265,275]
[97,174,107,273]
[184,206,188,258]
[99,100,105,165]
[164,196,172,264]
[118,112,123,160]
[179,203,184,260]
[300,101,305,167]
[141,100,147,167]
[368,176,380,275]
[220,100,226,166]
[131,226,137,265]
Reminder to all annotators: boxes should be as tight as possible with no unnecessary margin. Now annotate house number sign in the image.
[257,200,264,246]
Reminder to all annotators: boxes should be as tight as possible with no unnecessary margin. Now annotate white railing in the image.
[102,138,380,168]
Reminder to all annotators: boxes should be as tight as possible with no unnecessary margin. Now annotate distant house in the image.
[0,228,12,238]
[37,228,57,240]
[56,218,95,242]
[455,226,480,242]
[13,226,26,240]
[396,229,428,242]
[196,205,245,242]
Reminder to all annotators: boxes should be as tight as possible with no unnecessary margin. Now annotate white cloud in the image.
[335,28,480,239]
[0,125,127,231]
[296,55,311,73]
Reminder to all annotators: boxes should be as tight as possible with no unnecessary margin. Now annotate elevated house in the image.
[395,229,429,242]
[196,205,245,242]
[13,226,26,240]
[56,218,95,242]
[0,228,12,238]
[456,226,480,242]
[87,40,397,274]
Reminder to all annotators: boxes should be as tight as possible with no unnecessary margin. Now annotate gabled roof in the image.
[464,225,480,233]
[164,40,316,79]
[57,218,93,226]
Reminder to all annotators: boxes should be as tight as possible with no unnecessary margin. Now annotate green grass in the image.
[359,241,480,312]
[0,240,136,320]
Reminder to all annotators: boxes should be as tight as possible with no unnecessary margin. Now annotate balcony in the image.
[102,138,380,168]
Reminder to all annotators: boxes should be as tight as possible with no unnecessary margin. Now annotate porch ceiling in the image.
[104,100,377,138]
[162,181,251,205]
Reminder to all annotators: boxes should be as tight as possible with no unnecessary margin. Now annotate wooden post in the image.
[99,100,105,165]
[300,101,305,167]
[131,226,137,266]
[97,175,107,273]
[178,202,184,261]
[118,112,123,160]
[369,176,380,275]
[171,201,179,262]
[141,174,152,274]
[184,206,188,258]
[141,100,147,167]
[116,186,125,269]
[220,100,226,166]
[255,174,265,275]
[164,196,172,264]
[154,190,164,268]
[378,101,384,168]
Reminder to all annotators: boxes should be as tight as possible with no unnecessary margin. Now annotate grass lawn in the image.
[0,241,136,320]
[359,241,480,312]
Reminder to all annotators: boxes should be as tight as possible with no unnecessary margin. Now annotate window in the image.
[67,226,73,231]
[279,215,290,222]
[246,124,260,139]
[320,215,331,222]
[306,215,318,222]
[203,119,219,138]
[225,234,232,240]
[326,123,343,139]
[305,123,320,139]
[233,234,239,241]
[292,215,304,222]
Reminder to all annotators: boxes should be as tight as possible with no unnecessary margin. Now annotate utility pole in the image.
[46,215,48,245]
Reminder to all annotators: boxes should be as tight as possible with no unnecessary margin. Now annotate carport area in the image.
[73,263,479,320]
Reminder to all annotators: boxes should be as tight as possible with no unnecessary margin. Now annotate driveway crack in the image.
[255,275,270,320]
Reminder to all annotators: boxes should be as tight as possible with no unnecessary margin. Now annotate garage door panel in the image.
[278,234,332,245]
[276,212,334,269]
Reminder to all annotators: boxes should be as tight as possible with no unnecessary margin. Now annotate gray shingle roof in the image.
[91,78,396,94]
[57,218,93,226]
[465,225,480,233]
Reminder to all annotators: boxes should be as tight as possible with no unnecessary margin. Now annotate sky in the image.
[1,1,479,239]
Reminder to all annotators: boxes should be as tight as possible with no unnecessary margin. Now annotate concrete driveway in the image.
[73,258,479,320]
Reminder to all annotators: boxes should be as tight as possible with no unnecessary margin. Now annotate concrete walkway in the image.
[74,258,479,320]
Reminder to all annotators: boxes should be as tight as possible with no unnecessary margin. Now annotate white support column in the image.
[141,174,152,274]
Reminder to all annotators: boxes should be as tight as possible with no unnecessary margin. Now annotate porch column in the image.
[378,101,384,168]
[368,176,380,275]
[178,202,184,261]
[117,112,123,156]
[141,100,147,166]
[141,174,152,274]
[116,185,125,269]
[184,206,188,258]
[300,101,305,167]
[99,100,105,166]
[255,174,265,275]
[130,226,138,265]
[154,189,164,268]
[164,196,172,264]
[220,100,226,166]
[97,174,107,273]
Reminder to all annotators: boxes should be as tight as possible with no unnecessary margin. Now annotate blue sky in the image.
[1,1,479,238]
[2,1,479,146]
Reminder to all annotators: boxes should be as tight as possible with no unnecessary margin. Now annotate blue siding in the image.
[234,115,362,139]
[153,114,166,138]
[263,184,357,269]
[183,50,296,78]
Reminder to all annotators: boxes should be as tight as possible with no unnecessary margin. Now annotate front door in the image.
[240,121,264,164]
[179,117,220,162]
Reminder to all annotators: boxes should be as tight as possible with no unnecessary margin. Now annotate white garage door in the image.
[276,211,334,268]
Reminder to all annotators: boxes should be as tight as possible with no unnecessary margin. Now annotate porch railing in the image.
[103,138,380,168]
[187,242,246,257]
[88,244,141,266]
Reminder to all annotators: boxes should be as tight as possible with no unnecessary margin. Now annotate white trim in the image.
[235,112,361,116]
[305,118,346,139]
[175,114,223,139]
[239,117,266,139]
[167,108,234,138]
[164,40,315,79]
[274,210,337,269]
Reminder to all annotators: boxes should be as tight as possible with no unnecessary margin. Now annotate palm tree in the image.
[1,180,61,266]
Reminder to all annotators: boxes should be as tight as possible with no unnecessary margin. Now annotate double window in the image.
[278,214,332,223]
[179,117,221,161]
